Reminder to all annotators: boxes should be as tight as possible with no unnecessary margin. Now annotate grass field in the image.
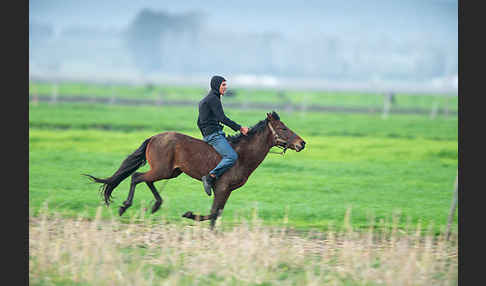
[29,101,458,233]
[30,207,458,286]
[29,91,458,285]
[29,81,458,112]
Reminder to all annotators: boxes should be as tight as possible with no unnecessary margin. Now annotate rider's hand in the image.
[240,126,249,135]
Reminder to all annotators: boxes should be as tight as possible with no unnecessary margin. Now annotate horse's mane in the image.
[226,111,280,144]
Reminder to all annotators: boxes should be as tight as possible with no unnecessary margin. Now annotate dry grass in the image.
[29,206,457,286]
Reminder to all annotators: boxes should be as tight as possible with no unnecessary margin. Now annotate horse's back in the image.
[150,131,206,145]
[148,131,215,157]
[146,131,221,179]
[152,131,194,139]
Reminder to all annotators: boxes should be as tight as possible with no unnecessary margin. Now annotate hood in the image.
[210,75,226,94]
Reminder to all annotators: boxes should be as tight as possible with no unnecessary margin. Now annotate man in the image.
[197,75,249,196]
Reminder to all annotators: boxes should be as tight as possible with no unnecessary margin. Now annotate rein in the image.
[267,121,296,156]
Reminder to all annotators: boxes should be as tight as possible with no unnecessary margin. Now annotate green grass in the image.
[29,81,208,100]
[29,81,458,112]
[29,103,457,141]
[29,101,458,233]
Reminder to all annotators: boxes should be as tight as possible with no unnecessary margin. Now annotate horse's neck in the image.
[236,127,273,174]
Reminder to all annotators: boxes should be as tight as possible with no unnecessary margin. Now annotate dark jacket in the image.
[197,88,241,137]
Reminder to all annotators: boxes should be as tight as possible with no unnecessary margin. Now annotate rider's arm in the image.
[209,96,242,132]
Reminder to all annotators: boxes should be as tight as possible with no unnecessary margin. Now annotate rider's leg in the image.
[202,131,238,196]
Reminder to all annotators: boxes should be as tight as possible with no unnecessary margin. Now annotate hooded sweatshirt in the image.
[197,75,242,137]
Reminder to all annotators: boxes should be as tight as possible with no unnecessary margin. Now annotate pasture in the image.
[29,87,458,285]
[29,100,457,232]
[29,81,458,113]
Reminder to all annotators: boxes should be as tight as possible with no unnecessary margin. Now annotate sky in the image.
[30,0,457,37]
[29,0,458,91]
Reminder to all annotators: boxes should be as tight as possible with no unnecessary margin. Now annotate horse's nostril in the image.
[299,141,306,150]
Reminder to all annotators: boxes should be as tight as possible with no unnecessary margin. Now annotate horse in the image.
[84,111,306,229]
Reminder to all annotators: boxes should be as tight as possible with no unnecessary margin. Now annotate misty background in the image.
[29,0,458,93]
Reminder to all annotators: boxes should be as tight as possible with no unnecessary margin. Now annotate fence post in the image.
[33,84,38,106]
[50,82,58,104]
[446,171,458,240]
[382,92,393,119]
[444,95,450,117]
[109,84,116,105]
[30,77,38,106]
[278,90,293,113]
[156,89,164,106]
[430,97,439,119]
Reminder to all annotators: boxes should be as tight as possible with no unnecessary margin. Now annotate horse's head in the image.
[266,112,306,152]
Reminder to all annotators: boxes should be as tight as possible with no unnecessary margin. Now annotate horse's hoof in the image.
[182,211,193,218]
[119,207,126,216]
[151,202,162,214]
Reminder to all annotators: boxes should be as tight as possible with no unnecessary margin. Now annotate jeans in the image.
[203,130,238,179]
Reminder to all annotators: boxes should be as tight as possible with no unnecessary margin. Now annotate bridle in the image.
[267,121,297,155]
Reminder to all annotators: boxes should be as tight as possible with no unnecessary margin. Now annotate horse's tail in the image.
[83,137,152,206]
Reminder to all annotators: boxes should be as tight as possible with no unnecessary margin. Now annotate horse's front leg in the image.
[209,188,231,230]
[181,188,231,230]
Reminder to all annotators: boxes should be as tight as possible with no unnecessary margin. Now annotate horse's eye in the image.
[282,128,287,131]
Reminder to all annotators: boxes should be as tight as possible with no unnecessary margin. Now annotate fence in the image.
[29,81,458,117]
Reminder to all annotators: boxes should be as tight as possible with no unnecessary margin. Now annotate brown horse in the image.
[84,111,306,229]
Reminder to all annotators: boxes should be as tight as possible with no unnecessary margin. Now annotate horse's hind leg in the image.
[146,181,162,214]
[119,172,144,216]
[119,166,181,216]
[146,168,182,214]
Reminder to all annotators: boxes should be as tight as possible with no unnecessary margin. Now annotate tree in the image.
[124,9,203,74]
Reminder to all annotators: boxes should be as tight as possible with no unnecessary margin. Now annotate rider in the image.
[197,75,249,196]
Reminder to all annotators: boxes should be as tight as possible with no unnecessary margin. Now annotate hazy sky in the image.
[29,0,458,90]
[30,0,457,41]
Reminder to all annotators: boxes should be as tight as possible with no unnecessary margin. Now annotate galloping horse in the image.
[85,111,306,229]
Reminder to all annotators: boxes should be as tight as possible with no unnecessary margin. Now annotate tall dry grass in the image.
[29,206,457,286]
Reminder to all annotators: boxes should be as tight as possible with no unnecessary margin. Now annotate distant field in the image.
[29,101,458,233]
[29,102,457,141]
[29,81,458,113]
